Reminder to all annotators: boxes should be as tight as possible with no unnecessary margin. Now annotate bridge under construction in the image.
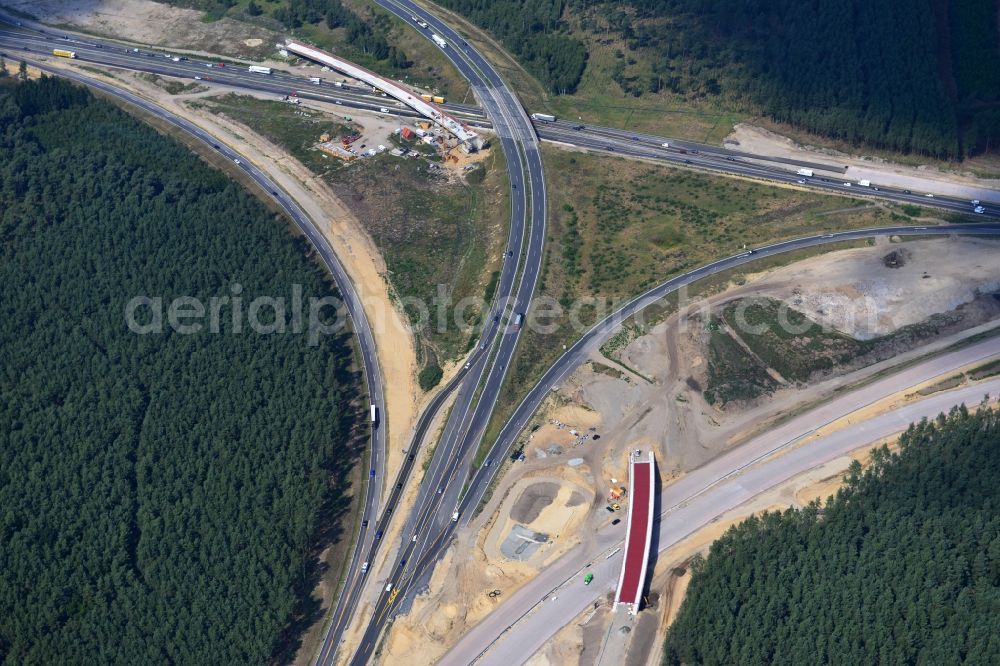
[284,40,485,151]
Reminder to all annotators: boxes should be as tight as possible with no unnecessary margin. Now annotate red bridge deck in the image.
[614,451,655,611]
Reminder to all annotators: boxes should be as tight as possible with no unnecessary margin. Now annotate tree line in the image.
[0,76,366,663]
[572,0,999,158]
[430,0,587,93]
[664,403,1000,664]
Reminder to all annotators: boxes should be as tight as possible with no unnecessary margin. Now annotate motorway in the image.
[0,10,547,664]
[1,25,997,219]
[335,0,549,663]
[459,223,1000,521]
[445,342,1000,665]
[8,11,1000,665]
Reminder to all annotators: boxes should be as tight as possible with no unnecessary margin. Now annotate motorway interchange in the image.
[5,6,1000,665]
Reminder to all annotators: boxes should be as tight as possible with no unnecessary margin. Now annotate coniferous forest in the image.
[0,77,365,663]
[430,0,1000,158]
[664,404,1000,665]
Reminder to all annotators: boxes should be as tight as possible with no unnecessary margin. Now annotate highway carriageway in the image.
[3,24,998,217]
[0,27,865,173]
[0,30,1000,217]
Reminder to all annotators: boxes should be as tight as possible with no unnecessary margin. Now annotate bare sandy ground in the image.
[727,123,1000,201]
[732,236,1000,339]
[6,0,283,60]
[375,235,1000,664]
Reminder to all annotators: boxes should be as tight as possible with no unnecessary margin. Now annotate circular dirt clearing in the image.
[510,482,559,523]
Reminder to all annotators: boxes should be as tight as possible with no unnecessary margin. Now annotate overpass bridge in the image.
[614,450,655,613]
[284,40,484,151]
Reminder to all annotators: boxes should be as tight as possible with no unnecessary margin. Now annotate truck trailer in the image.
[309,77,321,84]
[52,49,77,59]
[248,65,272,75]
[796,168,814,177]
[531,113,557,123]
[431,34,448,48]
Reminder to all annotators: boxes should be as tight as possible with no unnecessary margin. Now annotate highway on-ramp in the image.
[332,1,551,663]
[445,343,1000,665]
[11,12,1000,665]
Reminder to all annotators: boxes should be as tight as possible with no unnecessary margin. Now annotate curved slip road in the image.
[311,1,550,663]
[447,343,1000,665]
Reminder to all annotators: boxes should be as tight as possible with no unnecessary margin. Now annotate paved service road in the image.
[446,347,1000,665]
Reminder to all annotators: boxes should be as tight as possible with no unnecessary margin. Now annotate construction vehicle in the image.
[248,65,271,74]
[583,573,594,585]
[52,49,76,58]
[530,113,556,122]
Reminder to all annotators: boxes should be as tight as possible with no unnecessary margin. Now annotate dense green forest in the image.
[663,404,1000,665]
[431,0,587,94]
[423,0,999,158]
[0,76,365,663]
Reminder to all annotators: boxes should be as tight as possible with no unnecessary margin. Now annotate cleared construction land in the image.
[380,235,1000,665]
[483,144,962,457]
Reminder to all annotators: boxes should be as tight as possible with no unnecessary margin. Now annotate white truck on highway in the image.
[796,168,814,177]
[248,65,272,75]
[857,179,871,187]
[309,77,321,84]
[531,113,557,123]
[431,33,448,48]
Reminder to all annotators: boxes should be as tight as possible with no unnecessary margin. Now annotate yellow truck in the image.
[52,49,77,59]
[432,95,445,104]
[419,93,433,102]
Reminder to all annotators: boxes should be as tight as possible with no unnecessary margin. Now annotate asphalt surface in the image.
[0,12,545,664]
[2,25,997,218]
[459,223,1000,523]
[6,52,396,656]
[446,343,1000,665]
[334,1,550,663]
[9,13,1000,665]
